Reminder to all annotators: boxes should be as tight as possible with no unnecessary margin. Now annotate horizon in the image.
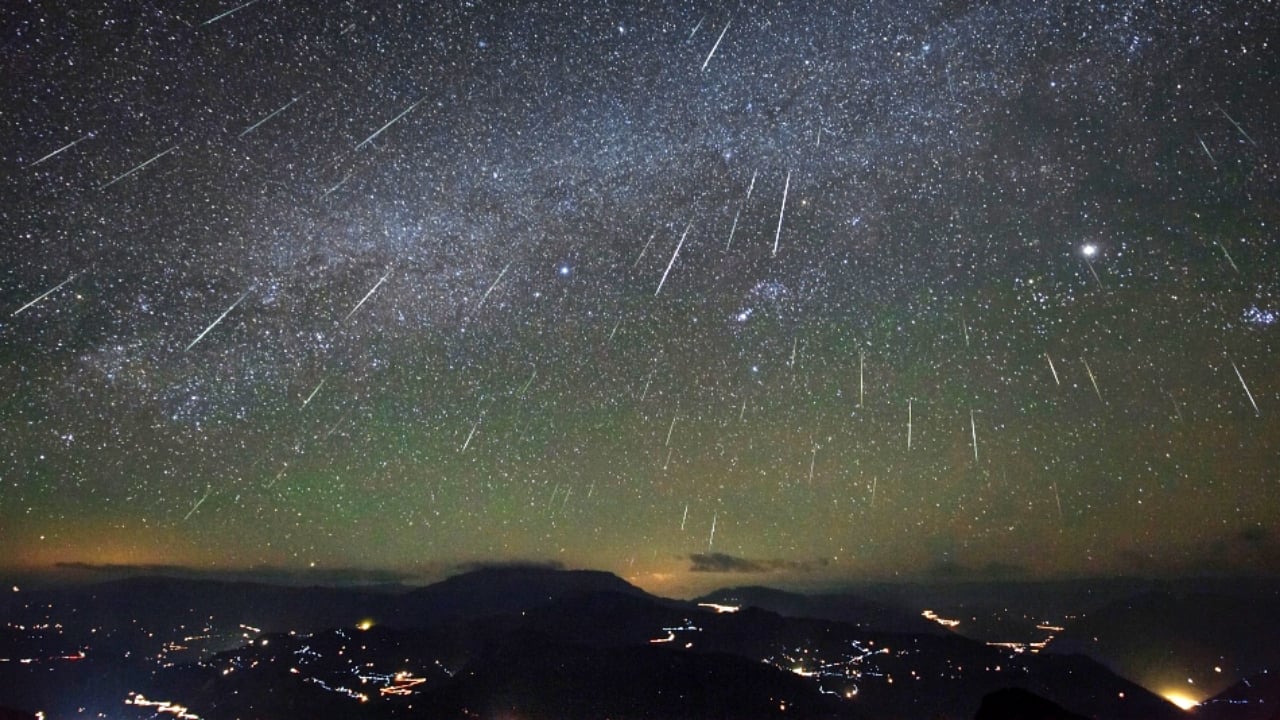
[6,559,1280,599]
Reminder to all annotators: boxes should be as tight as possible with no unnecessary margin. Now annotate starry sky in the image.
[2,0,1278,595]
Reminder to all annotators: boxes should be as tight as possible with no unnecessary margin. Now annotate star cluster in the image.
[2,0,1277,592]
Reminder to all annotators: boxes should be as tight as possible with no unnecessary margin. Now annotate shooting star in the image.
[267,464,287,488]
[321,171,354,199]
[100,145,178,189]
[773,170,790,257]
[1045,353,1060,385]
[808,445,817,484]
[238,95,304,138]
[29,133,92,167]
[183,487,213,521]
[654,219,692,296]
[739,397,747,421]
[970,409,979,463]
[355,97,426,150]
[1051,482,1063,520]
[858,350,865,406]
[665,416,677,447]
[609,319,622,341]
[324,410,350,438]
[708,511,717,550]
[201,0,260,26]
[1196,133,1216,166]
[906,399,912,450]
[519,369,537,395]
[688,16,704,41]
[869,476,877,508]
[1216,104,1256,146]
[746,169,758,201]
[1231,361,1261,416]
[1215,239,1240,274]
[342,266,392,322]
[1082,254,1103,288]
[461,418,481,452]
[185,286,252,351]
[1082,357,1103,401]
[681,503,689,532]
[12,272,79,316]
[639,370,654,401]
[633,231,656,267]
[302,379,325,407]
[474,261,513,313]
[961,316,970,347]
[725,208,741,251]
[1169,389,1184,422]
[701,20,731,71]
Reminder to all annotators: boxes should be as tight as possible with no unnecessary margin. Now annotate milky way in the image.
[2,0,1277,593]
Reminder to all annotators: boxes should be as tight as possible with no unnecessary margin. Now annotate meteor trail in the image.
[725,208,741,250]
[100,145,178,189]
[461,418,480,452]
[201,0,260,26]
[1196,134,1216,165]
[12,272,79,316]
[185,287,252,351]
[474,261,513,312]
[519,369,537,395]
[906,399,912,450]
[701,20,731,71]
[239,95,304,138]
[302,379,325,407]
[30,133,92,167]
[1231,361,1260,416]
[654,220,692,296]
[343,266,392,322]
[970,410,979,463]
[183,487,212,521]
[356,97,426,150]
[321,171,354,199]
[1216,104,1256,145]
[1082,357,1102,401]
[858,350,864,407]
[1215,239,1240,274]
[1045,353,1060,385]
[633,231,656,267]
[773,170,790,257]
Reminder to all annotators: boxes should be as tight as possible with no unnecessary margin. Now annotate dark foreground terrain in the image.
[2,568,1277,719]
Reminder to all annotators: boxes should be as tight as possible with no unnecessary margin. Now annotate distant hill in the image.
[695,584,944,634]
[1194,670,1280,720]
[975,687,1089,720]
[0,568,1198,720]
[1047,591,1280,699]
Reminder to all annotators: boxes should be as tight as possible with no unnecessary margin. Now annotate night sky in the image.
[2,0,1277,595]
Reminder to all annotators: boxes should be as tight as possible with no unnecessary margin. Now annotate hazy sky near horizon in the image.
[3,0,1277,594]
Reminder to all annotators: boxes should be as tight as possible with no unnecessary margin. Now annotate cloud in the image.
[688,553,825,574]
